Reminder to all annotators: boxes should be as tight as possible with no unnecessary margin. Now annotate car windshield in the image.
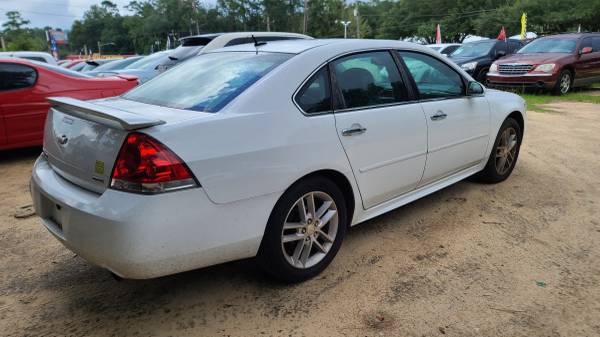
[451,41,496,58]
[517,38,577,53]
[93,57,142,71]
[123,52,292,112]
[31,61,91,78]
[124,52,169,70]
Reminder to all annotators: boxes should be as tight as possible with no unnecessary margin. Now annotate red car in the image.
[487,33,600,95]
[0,58,138,150]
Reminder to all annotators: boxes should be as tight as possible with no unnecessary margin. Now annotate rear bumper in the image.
[30,155,276,279]
[486,73,559,90]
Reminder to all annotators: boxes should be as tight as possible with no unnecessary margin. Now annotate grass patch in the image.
[520,90,600,112]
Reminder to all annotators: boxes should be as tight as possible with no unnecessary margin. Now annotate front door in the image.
[0,63,45,147]
[331,51,428,209]
[398,51,490,186]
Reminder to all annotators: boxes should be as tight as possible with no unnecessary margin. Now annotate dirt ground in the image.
[1,102,599,337]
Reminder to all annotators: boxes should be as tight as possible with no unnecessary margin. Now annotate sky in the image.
[0,0,215,30]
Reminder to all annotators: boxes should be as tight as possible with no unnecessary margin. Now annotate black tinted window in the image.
[508,42,522,53]
[592,37,600,52]
[224,38,252,47]
[332,51,409,109]
[581,37,593,49]
[296,67,331,114]
[399,51,464,99]
[0,63,37,91]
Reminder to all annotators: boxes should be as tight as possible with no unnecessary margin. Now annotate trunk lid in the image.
[43,97,207,194]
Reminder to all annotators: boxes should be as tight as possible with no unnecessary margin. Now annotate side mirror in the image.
[579,47,593,55]
[467,81,484,96]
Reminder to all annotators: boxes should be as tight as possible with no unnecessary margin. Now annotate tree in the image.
[2,11,30,32]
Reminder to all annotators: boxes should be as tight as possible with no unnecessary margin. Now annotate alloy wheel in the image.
[495,127,518,175]
[560,73,571,94]
[281,191,339,269]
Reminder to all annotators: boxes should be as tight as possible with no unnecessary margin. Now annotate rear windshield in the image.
[517,38,577,53]
[31,60,91,78]
[123,52,292,112]
[125,52,168,70]
[93,57,142,71]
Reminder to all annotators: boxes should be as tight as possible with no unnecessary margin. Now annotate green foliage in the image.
[522,90,600,112]
[3,0,600,54]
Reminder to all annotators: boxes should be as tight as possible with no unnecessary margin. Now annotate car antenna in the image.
[251,34,267,54]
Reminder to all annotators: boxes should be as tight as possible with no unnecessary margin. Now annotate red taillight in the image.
[110,132,198,194]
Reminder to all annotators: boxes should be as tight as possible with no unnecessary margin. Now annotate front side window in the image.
[0,63,37,91]
[123,52,292,112]
[295,66,331,114]
[399,51,464,100]
[332,51,409,109]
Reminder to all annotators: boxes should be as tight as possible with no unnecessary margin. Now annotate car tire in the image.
[476,67,489,84]
[475,117,523,183]
[257,176,347,283]
[552,70,572,95]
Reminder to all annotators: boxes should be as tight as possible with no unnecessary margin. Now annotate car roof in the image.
[541,33,600,39]
[211,38,431,55]
[427,43,460,47]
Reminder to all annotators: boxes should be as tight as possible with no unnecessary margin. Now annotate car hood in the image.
[495,53,571,64]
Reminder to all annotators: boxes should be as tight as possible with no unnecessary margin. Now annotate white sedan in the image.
[31,39,526,282]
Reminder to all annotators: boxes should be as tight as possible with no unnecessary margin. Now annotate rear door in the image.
[0,63,46,147]
[398,51,490,186]
[329,50,428,209]
[590,36,600,80]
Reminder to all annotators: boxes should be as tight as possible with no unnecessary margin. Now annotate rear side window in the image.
[123,52,292,112]
[332,51,409,109]
[592,37,600,52]
[508,42,522,53]
[581,37,593,50]
[296,66,331,114]
[21,56,47,63]
[225,36,301,47]
[225,38,252,47]
[0,63,37,91]
[399,51,464,100]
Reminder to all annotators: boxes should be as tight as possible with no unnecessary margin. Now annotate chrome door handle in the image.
[342,123,367,136]
[430,111,447,121]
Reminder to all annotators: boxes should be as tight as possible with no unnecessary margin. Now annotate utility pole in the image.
[266,15,271,32]
[0,35,6,51]
[303,0,308,34]
[354,6,360,38]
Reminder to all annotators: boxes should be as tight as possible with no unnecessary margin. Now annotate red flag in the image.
[497,26,507,41]
[435,24,442,44]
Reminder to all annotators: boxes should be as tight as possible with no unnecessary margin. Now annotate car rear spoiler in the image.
[48,97,165,131]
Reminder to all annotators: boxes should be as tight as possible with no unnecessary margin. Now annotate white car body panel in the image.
[199,32,313,53]
[31,39,526,278]
[0,51,58,65]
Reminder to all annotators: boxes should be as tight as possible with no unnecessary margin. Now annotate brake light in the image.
[110,132,198,194]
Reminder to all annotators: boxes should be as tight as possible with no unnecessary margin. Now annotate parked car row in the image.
[427,32,600,94]
[0,32,312,150]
